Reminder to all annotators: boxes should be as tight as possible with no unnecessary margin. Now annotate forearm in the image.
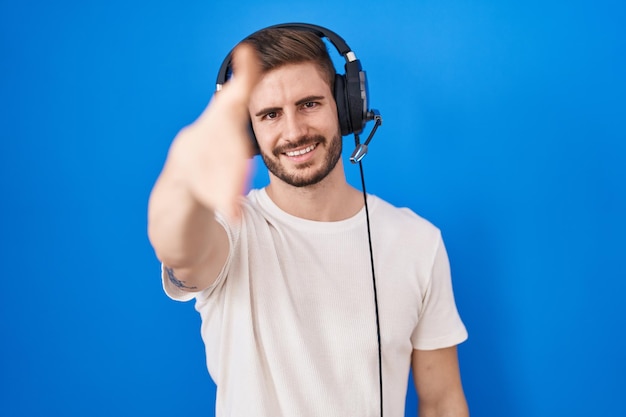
[148,164,220,271]
[148,177,208,260]
[418,398,469,417]
[148,166,231,292]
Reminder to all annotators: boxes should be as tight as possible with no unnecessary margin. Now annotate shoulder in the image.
[241,188,272,215]
[369,195,441,239]
[367,195,444,267]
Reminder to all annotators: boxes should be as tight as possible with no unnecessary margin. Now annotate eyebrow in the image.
[254,95,326,117]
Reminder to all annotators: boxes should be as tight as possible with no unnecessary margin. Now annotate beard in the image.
[260,133,342,188]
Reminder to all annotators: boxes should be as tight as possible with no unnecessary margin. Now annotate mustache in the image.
[273,135,326,157]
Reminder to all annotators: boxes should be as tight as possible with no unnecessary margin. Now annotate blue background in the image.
[1,0,625,416]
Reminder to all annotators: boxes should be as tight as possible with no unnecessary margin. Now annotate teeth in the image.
[286,144,316,157]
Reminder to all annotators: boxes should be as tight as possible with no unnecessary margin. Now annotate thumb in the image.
[228,43,262,94]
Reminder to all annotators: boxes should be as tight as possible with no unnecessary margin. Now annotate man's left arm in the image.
[412,346,469,417]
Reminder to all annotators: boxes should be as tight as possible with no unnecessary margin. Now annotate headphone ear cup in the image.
[344,60,367,135]
[334,73,352,136]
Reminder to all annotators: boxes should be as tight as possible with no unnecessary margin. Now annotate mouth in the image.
[284,143,317,157]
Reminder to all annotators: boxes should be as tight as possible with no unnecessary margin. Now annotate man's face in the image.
[249,62,342,188]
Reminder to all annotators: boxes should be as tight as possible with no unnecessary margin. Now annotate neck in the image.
[265,159,364,221]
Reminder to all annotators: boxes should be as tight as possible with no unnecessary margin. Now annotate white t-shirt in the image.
[163,189,467,417]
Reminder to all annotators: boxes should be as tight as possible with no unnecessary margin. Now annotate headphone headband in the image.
[216,23,358,89]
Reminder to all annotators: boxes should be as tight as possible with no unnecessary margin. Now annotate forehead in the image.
[249,62,333,108]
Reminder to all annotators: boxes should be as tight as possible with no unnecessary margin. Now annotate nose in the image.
[281,111,308,142]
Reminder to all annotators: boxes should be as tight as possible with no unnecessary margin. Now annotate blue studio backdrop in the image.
[1,1,625,416]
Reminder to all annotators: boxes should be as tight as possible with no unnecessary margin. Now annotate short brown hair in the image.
[242,27,336,92]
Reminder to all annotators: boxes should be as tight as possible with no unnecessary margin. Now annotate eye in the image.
[302,101,318,109]
[263,111,278,120]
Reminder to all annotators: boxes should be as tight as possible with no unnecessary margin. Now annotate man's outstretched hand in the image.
[166,43,262,220]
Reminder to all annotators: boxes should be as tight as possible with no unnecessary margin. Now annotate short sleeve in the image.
[411,235,468,350]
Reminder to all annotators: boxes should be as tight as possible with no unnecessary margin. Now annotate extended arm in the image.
[412,346,469,417]
[147,44,261,291]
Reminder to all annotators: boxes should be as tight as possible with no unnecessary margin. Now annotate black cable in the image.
[358,160,383,417]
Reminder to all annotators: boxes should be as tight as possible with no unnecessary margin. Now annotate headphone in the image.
[215,23,376,152]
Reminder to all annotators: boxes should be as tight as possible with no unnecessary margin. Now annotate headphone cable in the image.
[357,155,383,417]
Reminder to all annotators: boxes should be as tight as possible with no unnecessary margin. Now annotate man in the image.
[148,25,468,417]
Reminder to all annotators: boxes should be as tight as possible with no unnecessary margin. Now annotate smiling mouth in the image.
[284,143,317,157]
